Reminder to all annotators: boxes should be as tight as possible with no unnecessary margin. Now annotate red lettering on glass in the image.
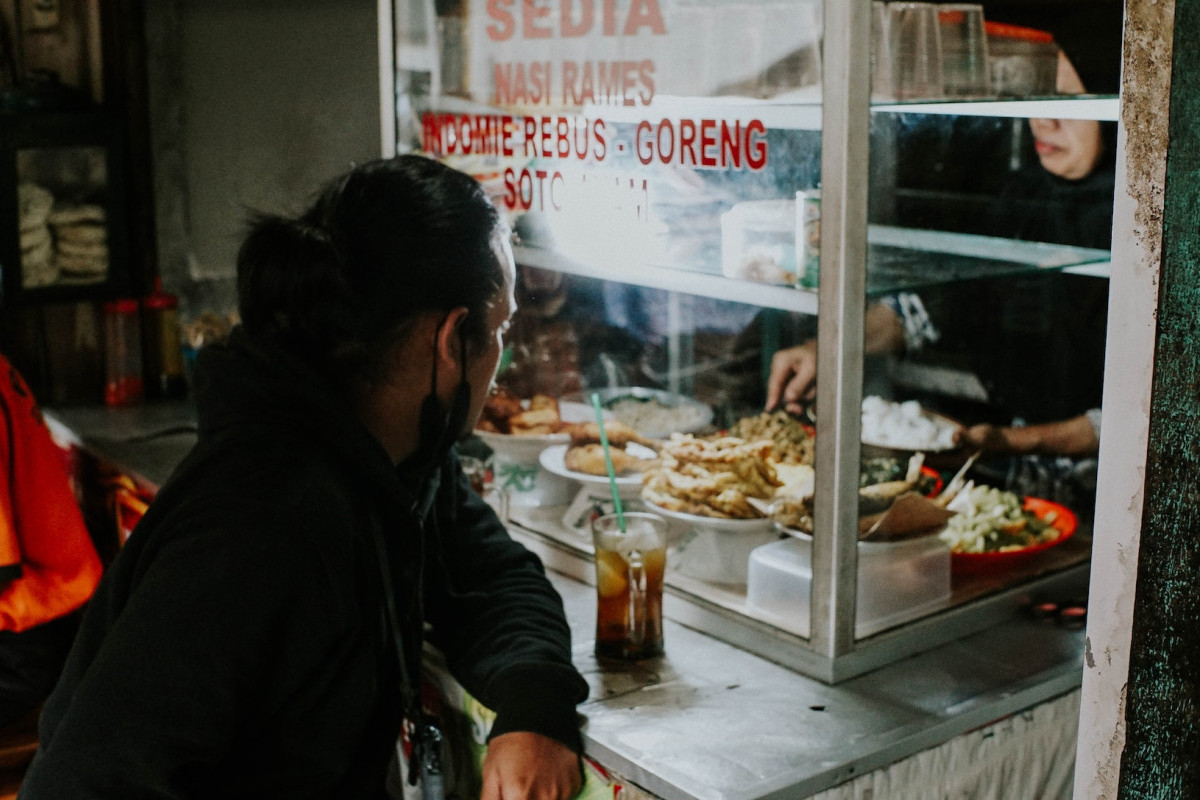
[486,0,516,41]
[523,0,552,38]
[561,0,592,37]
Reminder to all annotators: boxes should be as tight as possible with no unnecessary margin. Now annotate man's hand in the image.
[765,339,819,415]
[481,731,582,800]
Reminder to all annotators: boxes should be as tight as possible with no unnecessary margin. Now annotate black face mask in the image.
[404,321,471,476]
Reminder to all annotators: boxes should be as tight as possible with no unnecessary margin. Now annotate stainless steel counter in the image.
[552,561,1082,800]
[47,403,1087,800]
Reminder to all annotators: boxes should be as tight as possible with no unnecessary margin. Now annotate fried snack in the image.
[480,387,524,433]
[478,389,563,435]
[528,393,558,412]
[560,420,659,450]
[564,443,657,476]
[508,406,560,435]
[640,434,781,519]
[728,410,815,465]
[769,496,815,534]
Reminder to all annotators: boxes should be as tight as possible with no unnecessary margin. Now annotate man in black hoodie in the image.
[21,156,589,799]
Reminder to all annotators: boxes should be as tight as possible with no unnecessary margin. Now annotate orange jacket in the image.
[0,356,103,632]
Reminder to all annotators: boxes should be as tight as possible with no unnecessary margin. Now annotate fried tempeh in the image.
[564,443,657,476]
[560,420,659,450]
[640,434,782,519]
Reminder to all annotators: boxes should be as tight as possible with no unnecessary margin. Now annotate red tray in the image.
[950,496,1078,575]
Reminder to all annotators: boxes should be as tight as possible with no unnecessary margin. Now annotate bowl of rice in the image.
[860,396,960,455]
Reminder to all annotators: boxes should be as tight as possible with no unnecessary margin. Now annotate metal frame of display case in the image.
[379,0,1108,684]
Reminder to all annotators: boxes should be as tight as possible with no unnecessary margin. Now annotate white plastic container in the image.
[720,199,797,284]
[747,534,951,638]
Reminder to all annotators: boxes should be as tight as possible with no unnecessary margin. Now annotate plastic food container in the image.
[985,21,1059,96]
[103,298,144,407]
[747,534,951,638]
[720,199,797,285]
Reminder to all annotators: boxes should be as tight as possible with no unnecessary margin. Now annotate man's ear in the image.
[434,307,470,377]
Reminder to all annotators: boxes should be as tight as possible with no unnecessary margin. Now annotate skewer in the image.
[936,450,982,506]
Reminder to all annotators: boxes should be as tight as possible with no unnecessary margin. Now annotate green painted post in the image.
[1117,0,1200,794]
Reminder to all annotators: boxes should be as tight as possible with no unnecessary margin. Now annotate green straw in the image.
[590,392,626,532]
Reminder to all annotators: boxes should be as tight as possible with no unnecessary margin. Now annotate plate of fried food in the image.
[539,419,660,492]
[640,434,783,521]
[474,387,606,460]
[474,387,609,506]
[640,434,783,584]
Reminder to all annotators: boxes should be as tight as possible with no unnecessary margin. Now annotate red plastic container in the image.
[103,298,144,406]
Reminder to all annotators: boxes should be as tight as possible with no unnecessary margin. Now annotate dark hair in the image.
[236,155,506,384]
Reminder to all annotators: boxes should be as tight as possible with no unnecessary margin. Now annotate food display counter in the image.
[383,0,1112,684]
[43,403,1086,799]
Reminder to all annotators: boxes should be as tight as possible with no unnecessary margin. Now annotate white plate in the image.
[539,443,657,489]
[642,499,774,533]
[642,500,778,585]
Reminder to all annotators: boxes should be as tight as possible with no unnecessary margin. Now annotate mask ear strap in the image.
[429,319,441,396]
[458,323,469,384]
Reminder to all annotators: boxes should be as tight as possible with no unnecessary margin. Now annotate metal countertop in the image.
[547,551,1083,800]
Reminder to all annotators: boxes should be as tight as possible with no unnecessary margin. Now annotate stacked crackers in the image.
[17,181,109,288]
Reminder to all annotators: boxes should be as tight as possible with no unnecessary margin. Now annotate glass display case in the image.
[383,0,1113,683]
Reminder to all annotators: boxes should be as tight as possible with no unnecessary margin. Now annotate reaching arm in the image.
[765,302,906,414]
[954,412,1101,458]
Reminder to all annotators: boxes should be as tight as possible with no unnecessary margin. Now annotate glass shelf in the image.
[864,226,1112,296]
[513,224,1110,312]
[513,242,820,315]
[872,95,1118,121]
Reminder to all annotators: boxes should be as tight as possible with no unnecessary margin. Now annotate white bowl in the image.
[643,500,779,586]
[475,429,567,461]
[473,401,602,507]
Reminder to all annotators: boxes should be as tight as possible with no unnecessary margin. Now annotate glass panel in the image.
[854,105,1111,636]
[400,2,826,640]
[396,0,824,287]
[16,145,110,289]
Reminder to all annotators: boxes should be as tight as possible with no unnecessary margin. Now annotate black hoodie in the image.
[22,328,588,799]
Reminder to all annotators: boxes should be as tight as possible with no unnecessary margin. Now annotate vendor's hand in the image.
[481,731,582,800]
[954,423,1016,455]
[765,340,819,416]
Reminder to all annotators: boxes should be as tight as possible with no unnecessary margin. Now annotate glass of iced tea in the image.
[591,512,667,660]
